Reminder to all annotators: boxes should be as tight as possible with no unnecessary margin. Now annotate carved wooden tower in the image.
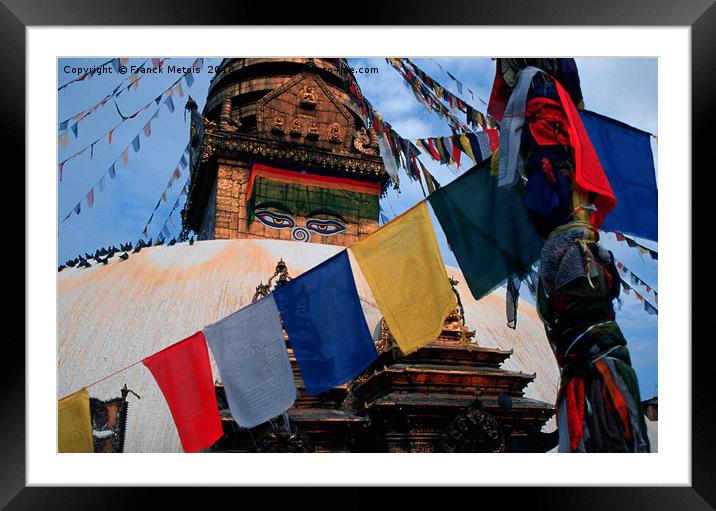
[183,58,389,246]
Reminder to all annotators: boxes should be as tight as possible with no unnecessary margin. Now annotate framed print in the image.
[9,0,710,507]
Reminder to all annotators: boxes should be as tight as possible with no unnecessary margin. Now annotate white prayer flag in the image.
[203,295,296,428]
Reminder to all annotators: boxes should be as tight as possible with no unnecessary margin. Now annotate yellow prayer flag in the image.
[58,388,93,453]
[459,134,476,163]
[350,202,456,354]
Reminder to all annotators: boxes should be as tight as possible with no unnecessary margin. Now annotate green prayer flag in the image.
[427,158,545,300]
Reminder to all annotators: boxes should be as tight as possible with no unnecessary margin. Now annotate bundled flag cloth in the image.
[350,202,456,354]
[204,296,296,428]
[58,388,93,452]
[580,110,657,242]
[142,332,223,452]
[273,251,378,396]
[427,157,545,300]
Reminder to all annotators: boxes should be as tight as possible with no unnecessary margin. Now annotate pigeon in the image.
[132,244,143,253]
[78,259,91,268]
[98,256,109,265]
[58,265,65,272]
[66,259,77,267]
[189,236,195,245]
[155,238,164,246]
[119,252,129,261]
[168,238,176,246]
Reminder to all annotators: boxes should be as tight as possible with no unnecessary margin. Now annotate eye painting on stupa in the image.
[57,57,658,455]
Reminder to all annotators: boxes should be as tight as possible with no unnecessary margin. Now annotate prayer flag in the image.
[459,134,476,163]
[164,96,175,113]
[86,188,94,208]
[142,332,223,452]
[273,251,378,395]
[350,203,456,354]
[132,135,140,153]
[73,202,81,215]
[580,110,657,241]
[184,71,195,87]
[143,121,151,137]
[121,149,129,167]
[70,123,78,138]
[204,296,296,427]
[108,163,116,179]
[428,158,544,300]
[179,155,188,169]
[377,134,399,180]
[58,132,69,149]
[58,388,93,452]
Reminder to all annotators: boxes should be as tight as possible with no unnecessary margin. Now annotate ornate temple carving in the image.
[289,118,303,137]
[197,131,386,178]
[440,397,508,453]
[307,121,320,139]
[271,116,286,134]
[353,127,377,155]
[298,84,318,108]
[328,122,344,143]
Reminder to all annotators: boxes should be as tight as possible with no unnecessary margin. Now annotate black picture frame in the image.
[8,0,708,508]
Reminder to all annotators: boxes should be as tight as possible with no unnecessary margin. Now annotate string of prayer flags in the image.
[580,110,658,242]
[273,251,378,396]
[58,58,157,132]
[427,157,545,301]
[203,296,296,428]
[153,180,189,241]
[417,131,498,168]
[58,57,118,91]
[619,279,658,314]
[58,62,199,177]
[616,261,657,302]
[350,202,456,355]
[400,58,494,131]
[142,332,223,452]
[57,388,93,452]
[334,60,429,192]
[613,232,658,260]
[386,58,470,132]
[60,129,189,228]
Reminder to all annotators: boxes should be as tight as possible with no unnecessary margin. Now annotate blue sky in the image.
[57,57,658,398]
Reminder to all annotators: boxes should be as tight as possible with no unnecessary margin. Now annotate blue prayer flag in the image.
[132,135,140,153]
[164,96,175,113]
[273,250,378,396]
[580,110,657,242]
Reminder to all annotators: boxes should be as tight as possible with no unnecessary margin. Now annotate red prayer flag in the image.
[485,128,499,152]
[487,59,510,122]
[142,332,223,452]
[554,78,616,228]
[451,136,461,168]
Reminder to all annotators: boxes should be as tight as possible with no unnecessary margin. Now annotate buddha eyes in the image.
[306,219,347,236]
[254,209,347,236]
[255,210,295,229]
